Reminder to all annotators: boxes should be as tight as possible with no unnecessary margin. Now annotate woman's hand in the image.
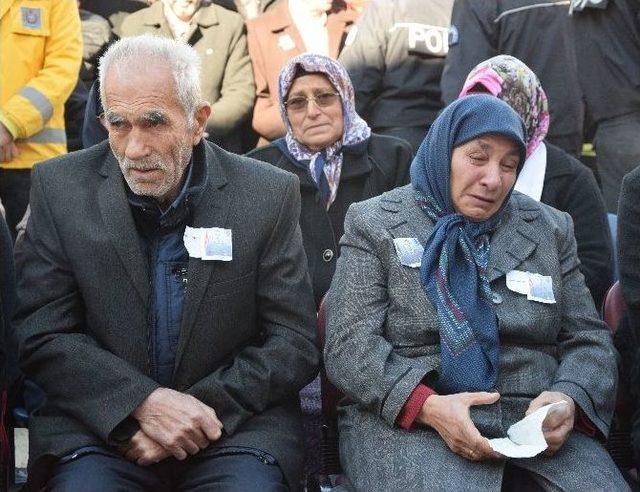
[526,391,575,456]
[416,392,502,462]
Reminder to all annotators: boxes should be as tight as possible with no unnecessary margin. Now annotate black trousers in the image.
[501,462,561,491]
[0,168,31,238]
[47,446,288,492]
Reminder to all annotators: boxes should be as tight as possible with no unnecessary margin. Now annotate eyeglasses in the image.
[284,92,340,112]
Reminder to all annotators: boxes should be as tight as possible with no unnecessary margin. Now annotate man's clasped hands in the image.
[123,388,224,466]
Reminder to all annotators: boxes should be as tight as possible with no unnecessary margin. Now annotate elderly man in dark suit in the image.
[14,34,319,491]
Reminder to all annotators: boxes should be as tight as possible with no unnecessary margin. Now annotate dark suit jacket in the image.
[120,3,256,153]
[14,140,319,489]
[246,1,358,144]
[247,134,412,305]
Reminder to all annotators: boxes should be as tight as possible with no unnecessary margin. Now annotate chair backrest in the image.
[317,297,343,421]
[607,213,619,281]
[317,297,344,476]
[1,388,10,490]
[602,281,634,471]
[603,281,625,334]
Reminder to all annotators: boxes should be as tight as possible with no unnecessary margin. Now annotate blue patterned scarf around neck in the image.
[411,94,526,394]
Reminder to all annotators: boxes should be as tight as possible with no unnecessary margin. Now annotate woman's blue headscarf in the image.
[411,94,526,394]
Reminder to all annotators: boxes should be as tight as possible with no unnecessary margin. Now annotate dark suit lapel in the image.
[174,143,230,368]
[488,195,541,282]
[97,151,150,306]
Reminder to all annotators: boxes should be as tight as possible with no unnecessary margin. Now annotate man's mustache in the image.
[118,156,165,172]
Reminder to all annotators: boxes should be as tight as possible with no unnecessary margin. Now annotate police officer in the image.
[338,0,454,152]
[441,0,583,158]
[571,0,640,213]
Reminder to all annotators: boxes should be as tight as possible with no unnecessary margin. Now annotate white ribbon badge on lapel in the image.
[393,237,424,268]
[506,270,555,304]
[184,226,232,261]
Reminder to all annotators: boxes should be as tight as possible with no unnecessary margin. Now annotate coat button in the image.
[491,292,503,305]
[322,249,334,262]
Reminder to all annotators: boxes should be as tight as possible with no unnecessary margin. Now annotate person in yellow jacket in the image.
[0,0,82,235]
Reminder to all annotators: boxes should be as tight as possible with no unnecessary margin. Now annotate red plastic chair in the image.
[604,281,627,335]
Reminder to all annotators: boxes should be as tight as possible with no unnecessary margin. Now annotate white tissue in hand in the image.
[488,401,567,458]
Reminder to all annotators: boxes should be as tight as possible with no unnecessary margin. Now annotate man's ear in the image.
[191,102,212,145]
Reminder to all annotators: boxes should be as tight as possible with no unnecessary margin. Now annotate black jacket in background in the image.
[441,0,583,155]
[247,134,413,306]
[540,143,613,308]
[339,0,454,132]
[571,0,640,124]
[618,165,640,331]
[82,80,107,149]
[65,77,89,153]
[617,165,640,472]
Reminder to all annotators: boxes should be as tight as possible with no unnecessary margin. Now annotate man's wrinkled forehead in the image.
[102,63,178,112]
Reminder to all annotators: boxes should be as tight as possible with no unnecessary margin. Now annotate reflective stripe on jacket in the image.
[0,0,82,169]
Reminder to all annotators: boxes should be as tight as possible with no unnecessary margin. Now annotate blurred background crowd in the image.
[4,0,639,233]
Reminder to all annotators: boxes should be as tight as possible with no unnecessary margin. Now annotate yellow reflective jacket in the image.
[0,0,82,169]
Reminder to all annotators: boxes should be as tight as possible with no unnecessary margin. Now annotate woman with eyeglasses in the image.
[247,53,413,306]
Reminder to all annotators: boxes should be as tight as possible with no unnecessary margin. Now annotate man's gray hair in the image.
[98,34,202,121]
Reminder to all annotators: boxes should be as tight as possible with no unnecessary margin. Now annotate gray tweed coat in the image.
[324,185,627,491]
